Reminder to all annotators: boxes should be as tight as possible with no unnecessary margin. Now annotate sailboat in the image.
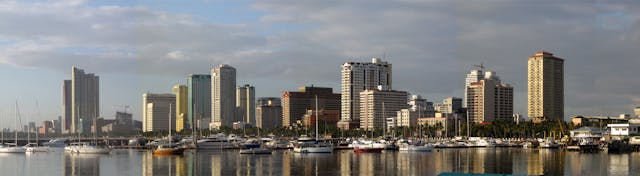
[0,101,27,153]
[25,100,49,153]
[153,104,184,155]
[293,95,333,153]
[72,104,111,154]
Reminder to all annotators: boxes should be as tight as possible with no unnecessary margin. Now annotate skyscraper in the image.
[188,74,211,130]
[211,64,236,129]
[339,58,392,130]
[466,71,513,123]
[236,84,256,126]
[68,66,99,134]
[282,86,341,128]
[528,51,564,121]
[359,88,407,131]
[634,107,640,118]
[142,93,176,132]
[464,65,484,107]
[172,85,188,132]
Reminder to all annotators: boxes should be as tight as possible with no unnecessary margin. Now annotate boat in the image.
[239,147,272,154]
[152,144,185,155]
[292,96,334,153]
[128,138,147,146]
[0,102,26,154]
[152,104,183,155]
[398,140,433,152]
[24,143,49,153]
[71,142,111,154]
[196,135,232,149]
[43,139,68,148]
[265,139,293,149]
[0,143,26,153]
[353,143,384,153]
[540,139,560,149]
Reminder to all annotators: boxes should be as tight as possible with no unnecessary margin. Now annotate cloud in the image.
[1,0,639,119]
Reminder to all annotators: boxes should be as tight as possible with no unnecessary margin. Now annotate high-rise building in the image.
[528,51,564,121]
[359,89,407,131]
[67,66,99,134]
[464,65,484,107]
[188,74,211,130]
[339,58,392,130]
[395,95,433,127]
[466,71,513,123]
[282,86,341,128]
[256,97,282,129]
[211,64,236,129]
[236,84,256,126]
[635,107,640,118]
[434,97,463,114]
[172,85,188,132]
[142,93,176,132]
[62,80,72,133]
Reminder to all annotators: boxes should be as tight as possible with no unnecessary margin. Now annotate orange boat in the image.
[152,144,184,155]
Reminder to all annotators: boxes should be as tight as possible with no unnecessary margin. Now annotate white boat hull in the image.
[25,147,49,152]
[293,146,333,153]
[0,147,27,153]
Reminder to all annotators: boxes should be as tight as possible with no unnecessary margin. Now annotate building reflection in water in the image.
[64,154,100,176]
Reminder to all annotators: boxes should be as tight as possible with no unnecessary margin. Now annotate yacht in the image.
[24,143,49,153]
[239,147,272,154]
[196,134,232,149]
[292,96,334,153]
[153,144,184,155]
[398,140,433,152]
[68,142,111,154]
[352,139,385,153]
[0,143,26,153]
[43,139,67,148]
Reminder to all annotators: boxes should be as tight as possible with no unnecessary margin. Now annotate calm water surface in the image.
[0,148,638,176]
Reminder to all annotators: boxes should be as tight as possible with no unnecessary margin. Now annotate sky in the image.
[0,0,639,129]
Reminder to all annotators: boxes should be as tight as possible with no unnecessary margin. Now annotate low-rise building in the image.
[570,126,603,138]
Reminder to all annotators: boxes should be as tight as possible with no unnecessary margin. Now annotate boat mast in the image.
[315,95,319,141]
[14,101,19,146]
[382,102,386,138]
[169,103,172,146]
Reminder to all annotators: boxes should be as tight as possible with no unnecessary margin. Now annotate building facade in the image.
[282,86,341,128]
[635,107,640,118]
[236,84,256,126]
[528,51,564,121]
[62,80,72,134]
[339,58,392,130]
[466,71,513,123]
[359,89,407,131]
[66,66,100,134]
[464,65,484,107]
[256,97,282,129]
[434,97,463,114]
[211,65,236,129]
[188,74,211,130]
[172,85,188,132]
[142,93,176,132]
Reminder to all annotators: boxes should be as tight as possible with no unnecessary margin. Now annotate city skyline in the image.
[1,1,640,128]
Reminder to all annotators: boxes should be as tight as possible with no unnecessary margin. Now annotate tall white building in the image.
[359,89,407,131]
[464,65,484,107]
[65,66,99,134]
[142,93,176,132]
[211,64,236,129]
[339,58,392,130]
[434,97,462,114]
[236,84,255,126]
[635,107,640,118]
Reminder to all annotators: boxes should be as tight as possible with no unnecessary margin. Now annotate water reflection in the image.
[3,148,640,175]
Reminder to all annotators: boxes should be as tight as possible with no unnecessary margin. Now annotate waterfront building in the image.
[256,97,282,129]
[434,97,463,114]
[417,117,454,137]
[464,64,484,107]
[172,85,188,132]
[282,86,340,128]
[211,64,236,129]
[528,51,564,121]
[38,121,53,135]
[188,74,211,130]
[302,110,340,128]
[236,84,256,126]
[63,66,99,134]
[466,71,513,123]
[359,88,407,131]
[142,93,176,132]
[339,58,392,130]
